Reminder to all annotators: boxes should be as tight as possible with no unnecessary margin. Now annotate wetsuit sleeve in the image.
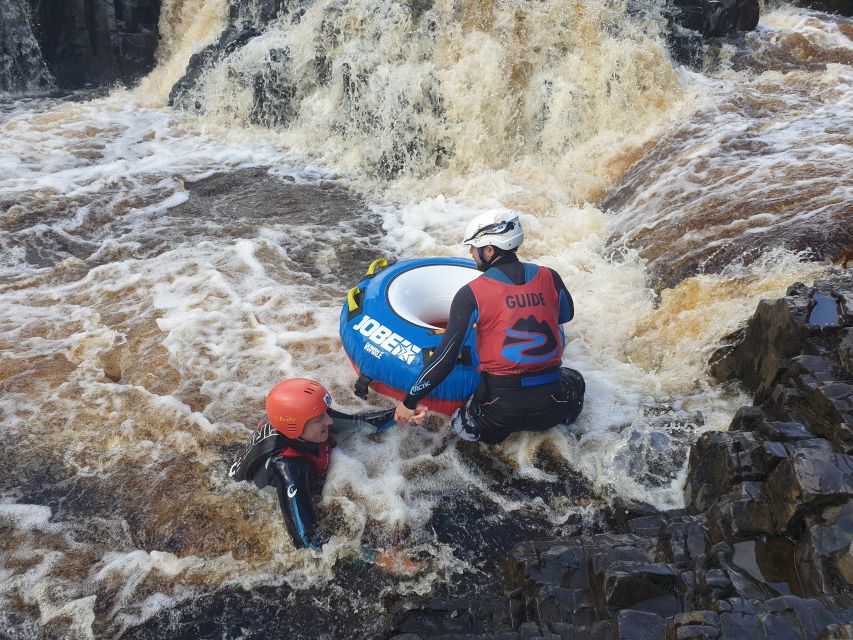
[402,285,477,409]
[266,456,326,550]
[549,268,574,323]
[328,408,396,433]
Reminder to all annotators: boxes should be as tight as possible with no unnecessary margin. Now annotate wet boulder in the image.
[710,274,852,406]
[710,287,811,402]
[586,534,681,617]
[594,561,681,617]
[388,597,520,638]
[766,450,853,532]
[795,502,853,597]
[614,610,666,640]
[657,516,710,568]
[764,355,853,454]
[665,611,719,639]
[684,430,772,512]
[705,481,775,540]
[664,0,761,66]
[505,540,590,591]
[525,586,597,628]
[819,623,853,639]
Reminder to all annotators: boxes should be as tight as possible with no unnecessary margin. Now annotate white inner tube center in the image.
[387,264,480,329]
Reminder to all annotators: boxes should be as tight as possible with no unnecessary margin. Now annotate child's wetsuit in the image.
[228,408,394,549]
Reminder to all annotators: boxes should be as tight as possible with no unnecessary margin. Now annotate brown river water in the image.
[0,1,849,637]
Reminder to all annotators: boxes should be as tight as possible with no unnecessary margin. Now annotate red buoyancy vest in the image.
[468,265,564,375]
[280,441,332,477]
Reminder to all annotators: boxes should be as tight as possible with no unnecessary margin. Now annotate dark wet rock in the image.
[0,0,54,93]
[705,481,775,540]
[429,493,555,562]
[615,412,703,489]
[505,540,588,591]
[594,560,681,616]
[795,0,853,17]
[684,430,771,512]
[710,289,812,402]
[766,450,853,532]
[628,514,669,538]
[27,0,162,89]
[657,517,710,568]
[602,496,670,534]
[763,595,850,639]
[819,623,853,639]
[666,610,719,639]
[527,586,597,628]
[796,502,853,597]
[710,274,853,407]
[664,0,760,66]
[615,609,666,639]
[389,598,519,638]
[840,331,853,377]
[765,356,853,453]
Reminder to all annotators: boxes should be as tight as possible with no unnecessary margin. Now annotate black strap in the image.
[354,373,372,399]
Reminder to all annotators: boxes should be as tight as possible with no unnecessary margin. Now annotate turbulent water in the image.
[0,0,849,637]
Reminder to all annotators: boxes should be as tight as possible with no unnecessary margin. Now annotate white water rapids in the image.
[0,0,849,637]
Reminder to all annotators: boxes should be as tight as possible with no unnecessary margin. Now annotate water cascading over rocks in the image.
[2,1,852,638]
[167,0,763,182]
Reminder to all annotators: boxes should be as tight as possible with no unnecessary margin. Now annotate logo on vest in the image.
[501,316,560,364]
[352,315,422,365]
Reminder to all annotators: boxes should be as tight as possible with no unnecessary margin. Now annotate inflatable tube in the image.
[340,257,481,415]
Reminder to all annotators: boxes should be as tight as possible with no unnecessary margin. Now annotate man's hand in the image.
[374,547,422,576]
[394,402,427,426]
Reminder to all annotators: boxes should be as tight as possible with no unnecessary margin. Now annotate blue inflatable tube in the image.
[340,257,481,415]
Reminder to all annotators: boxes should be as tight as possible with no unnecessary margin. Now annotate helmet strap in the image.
[476,246,504,271]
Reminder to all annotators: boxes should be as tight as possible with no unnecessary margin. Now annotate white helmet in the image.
[462,210,524,250]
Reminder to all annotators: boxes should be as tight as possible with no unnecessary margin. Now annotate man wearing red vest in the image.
[394,210,585,444]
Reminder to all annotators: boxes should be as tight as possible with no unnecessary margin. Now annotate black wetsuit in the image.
[229,408,394,549]
[402,254,584,444]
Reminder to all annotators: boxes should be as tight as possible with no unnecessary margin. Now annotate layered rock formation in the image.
[388,269,853,639]
[0,0,53,93]
[30,0,162,88]
[0,0,162,93]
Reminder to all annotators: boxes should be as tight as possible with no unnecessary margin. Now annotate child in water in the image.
[229,378,421,572]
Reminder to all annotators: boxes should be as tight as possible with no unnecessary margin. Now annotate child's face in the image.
[301,411,332,443]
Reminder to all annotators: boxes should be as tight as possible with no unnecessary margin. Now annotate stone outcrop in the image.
[711,271,852,451]
[386,270,852,639]
[0,0,53,93]
[796,0,853,17]
[665,0,761,65]
[27,0,162,89]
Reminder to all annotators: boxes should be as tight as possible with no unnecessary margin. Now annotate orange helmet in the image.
[265,378,332,439]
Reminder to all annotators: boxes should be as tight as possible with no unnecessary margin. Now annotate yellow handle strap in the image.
[347,287,361,313]
[366,258,388,276]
